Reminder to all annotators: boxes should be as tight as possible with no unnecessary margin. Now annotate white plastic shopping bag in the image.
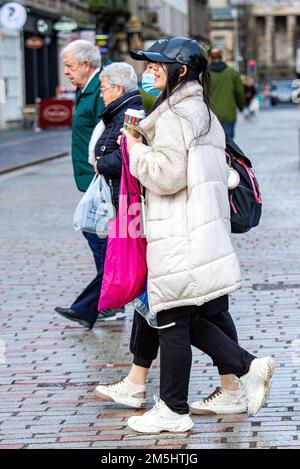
[249,96,260,113]
[73,175,115,236]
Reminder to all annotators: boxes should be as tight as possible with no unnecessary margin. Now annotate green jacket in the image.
[209,62,245,123]
[72,73,104,192]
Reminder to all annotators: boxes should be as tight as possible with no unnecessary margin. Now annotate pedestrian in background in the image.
[55,62,144,328]
[208,48,244,140]
[61,40,105,272]
[243,75,257,121]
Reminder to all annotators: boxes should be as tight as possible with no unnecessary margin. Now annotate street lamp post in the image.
[0,81,5,129]
[231,7,240,72]
[0,31,6,130]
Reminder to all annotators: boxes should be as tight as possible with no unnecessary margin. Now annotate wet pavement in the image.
[0,107,300,449]
[0,128,71,172]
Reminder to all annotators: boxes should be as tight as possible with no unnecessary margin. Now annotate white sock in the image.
[126,376,146,392]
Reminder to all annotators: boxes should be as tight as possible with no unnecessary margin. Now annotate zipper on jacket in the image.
[108,178,114,203]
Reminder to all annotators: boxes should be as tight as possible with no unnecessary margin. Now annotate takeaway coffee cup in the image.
[124,109,145,137]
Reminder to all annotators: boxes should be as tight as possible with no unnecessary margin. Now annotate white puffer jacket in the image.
[129,81,242,315]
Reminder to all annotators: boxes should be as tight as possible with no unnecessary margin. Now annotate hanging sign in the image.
[95,34,110,54]
[36,18,51,35]
[53,20,78,32]
[0,2,27,30]
[25,36,45,49]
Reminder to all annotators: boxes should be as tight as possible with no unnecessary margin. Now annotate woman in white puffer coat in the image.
[95,37,275,434]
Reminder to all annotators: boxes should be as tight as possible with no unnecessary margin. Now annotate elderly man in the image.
[61,40,106,273]
[62,40,103,193]
[60,40,122,322]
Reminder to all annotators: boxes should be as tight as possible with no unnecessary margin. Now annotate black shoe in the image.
[55,307,94,329]
[97,308,126,322]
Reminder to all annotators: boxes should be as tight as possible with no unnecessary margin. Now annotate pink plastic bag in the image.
[98,137,147,311]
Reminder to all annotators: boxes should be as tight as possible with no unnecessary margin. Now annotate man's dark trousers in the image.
[82,231,104,273]
[71,235,107,325]
[221,121,235,140]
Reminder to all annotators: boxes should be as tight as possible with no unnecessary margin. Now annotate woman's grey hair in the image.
[100,62,138,94]
[61,40,101,69]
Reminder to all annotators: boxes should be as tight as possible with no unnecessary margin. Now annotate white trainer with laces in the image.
[127,398,194,434]
[189,386,247,415]
[240,356,276,416]
[94,377,146,408]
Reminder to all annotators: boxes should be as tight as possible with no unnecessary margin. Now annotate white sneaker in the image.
[127,398,194,434]
[240,356,276,416]
[94,377,146,408]
[189,387,247,415]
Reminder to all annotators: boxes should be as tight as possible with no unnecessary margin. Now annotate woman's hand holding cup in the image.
[121,108,145,152]
[120,128,143,153]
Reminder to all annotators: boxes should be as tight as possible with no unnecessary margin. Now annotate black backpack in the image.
[225,137,262,234]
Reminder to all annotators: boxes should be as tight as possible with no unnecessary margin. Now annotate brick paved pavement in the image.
[0,107,300,449]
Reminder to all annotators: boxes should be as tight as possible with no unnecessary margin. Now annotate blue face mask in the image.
[141,73,160,97]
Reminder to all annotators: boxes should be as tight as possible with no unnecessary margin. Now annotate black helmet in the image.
[130,37,208,72]
[129,38,169,61]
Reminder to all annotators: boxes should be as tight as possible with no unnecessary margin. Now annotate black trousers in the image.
[130,304,255,415]
[130,295,235,374]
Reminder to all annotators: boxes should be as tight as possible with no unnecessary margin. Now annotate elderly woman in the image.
[55,62,144,328]
[88,62,143,209]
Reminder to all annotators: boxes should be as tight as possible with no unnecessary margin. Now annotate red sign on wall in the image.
[39,99,73,128]
[25,36,45,49]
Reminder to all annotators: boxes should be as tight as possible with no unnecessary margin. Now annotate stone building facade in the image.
[209,1,300,80]
[245,2,300,80]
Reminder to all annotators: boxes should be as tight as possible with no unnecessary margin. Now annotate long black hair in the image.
[151,61,211,135]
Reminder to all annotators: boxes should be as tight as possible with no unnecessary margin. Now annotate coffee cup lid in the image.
[125,109,145,119]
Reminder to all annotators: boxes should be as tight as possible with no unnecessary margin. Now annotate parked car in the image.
[269,79,300,105]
